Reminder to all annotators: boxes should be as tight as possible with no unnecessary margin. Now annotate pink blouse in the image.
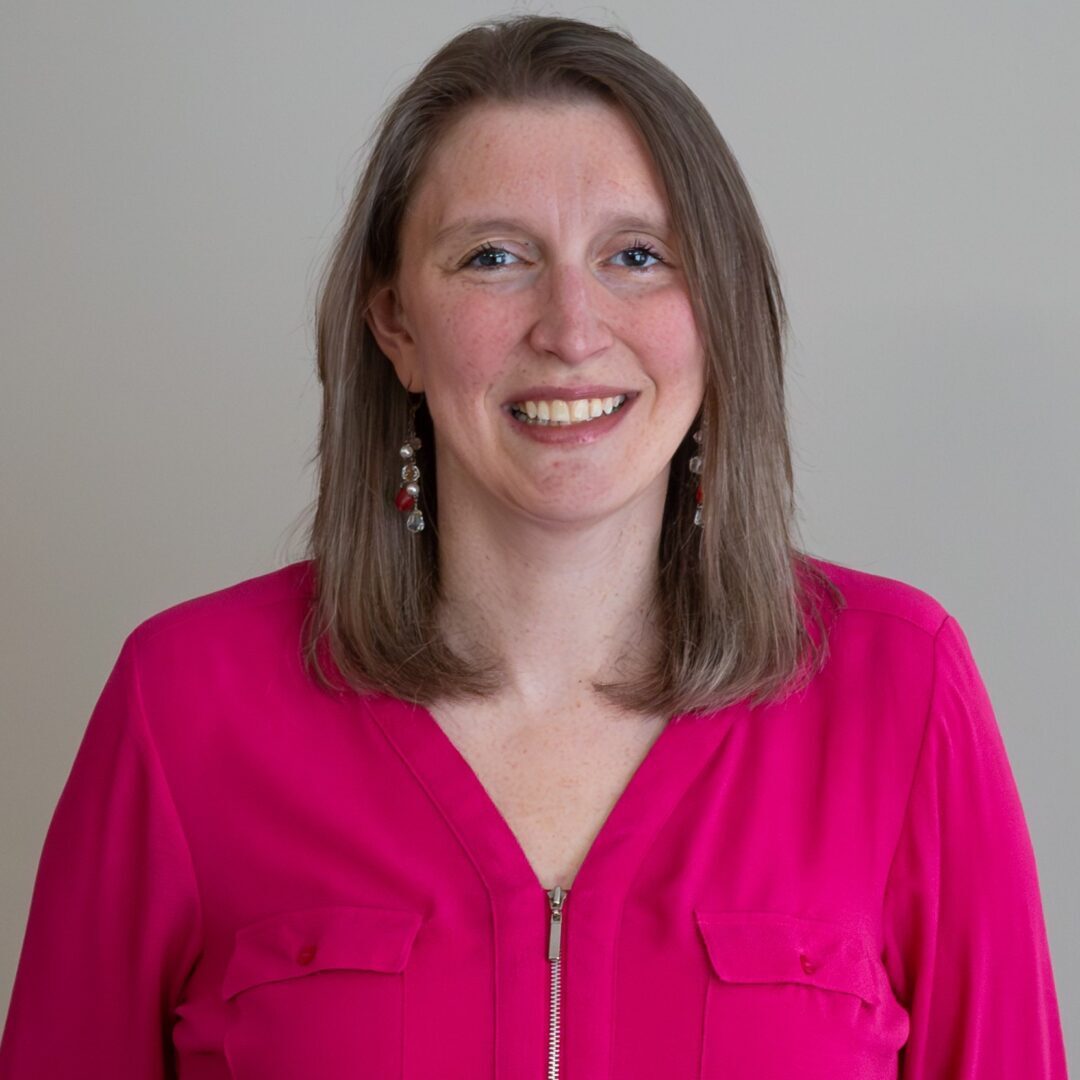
[0,557,1068,1078]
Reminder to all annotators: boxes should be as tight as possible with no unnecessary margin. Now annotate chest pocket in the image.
[221,904,423,1080]
[695,910,902,1080]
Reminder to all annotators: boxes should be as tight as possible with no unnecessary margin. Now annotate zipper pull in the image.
[547,885,567,960]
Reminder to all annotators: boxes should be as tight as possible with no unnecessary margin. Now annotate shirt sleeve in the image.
[882,614,1068,1078]
[0,632,204,1078]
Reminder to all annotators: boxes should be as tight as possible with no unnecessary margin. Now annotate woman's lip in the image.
[502,387,638,406]
[504,393,636,445]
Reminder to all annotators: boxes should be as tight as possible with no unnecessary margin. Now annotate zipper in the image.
[546,885,568,1080]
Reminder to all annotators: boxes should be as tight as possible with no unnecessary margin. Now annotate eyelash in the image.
[457,239,666,271]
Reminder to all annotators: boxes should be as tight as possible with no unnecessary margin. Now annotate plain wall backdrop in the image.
[1,0,1076,1060]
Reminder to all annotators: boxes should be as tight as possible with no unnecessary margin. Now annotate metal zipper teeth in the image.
[546,886,568,1080]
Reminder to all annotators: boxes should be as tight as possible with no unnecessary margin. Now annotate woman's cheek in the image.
[442,294,524,357]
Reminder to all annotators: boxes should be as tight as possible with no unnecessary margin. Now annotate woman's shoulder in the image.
[134,557,311,630]
[121,559,317,688]
[802,553,953,642]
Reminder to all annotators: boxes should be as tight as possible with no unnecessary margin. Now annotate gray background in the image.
[2,0,1076,1060]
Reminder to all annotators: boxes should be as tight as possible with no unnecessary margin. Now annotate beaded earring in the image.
[394,401,425,533]
[689,428,704,527]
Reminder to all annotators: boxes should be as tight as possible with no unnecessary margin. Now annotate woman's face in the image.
[368,99,706,529]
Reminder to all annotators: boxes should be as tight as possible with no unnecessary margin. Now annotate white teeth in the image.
[511,394,628,426]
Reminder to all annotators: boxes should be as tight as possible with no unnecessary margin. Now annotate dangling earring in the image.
[689,428,704,527]
[394,399,425,533]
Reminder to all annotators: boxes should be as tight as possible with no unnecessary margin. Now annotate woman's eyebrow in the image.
[432,217,525,247]
[432,213,672,248]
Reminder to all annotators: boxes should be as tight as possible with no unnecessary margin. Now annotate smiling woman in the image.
[309,19,830,719]
[365,99,706,528]
[0,12,1068,1080]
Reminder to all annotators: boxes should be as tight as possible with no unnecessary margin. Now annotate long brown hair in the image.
[299,14,845,716]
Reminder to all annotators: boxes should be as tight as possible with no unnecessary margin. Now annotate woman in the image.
[0,14,1067,1079]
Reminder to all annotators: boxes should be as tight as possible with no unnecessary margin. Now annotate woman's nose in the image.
[526,262,614,364]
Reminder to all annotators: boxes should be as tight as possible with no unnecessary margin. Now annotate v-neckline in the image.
[363,693,750,902]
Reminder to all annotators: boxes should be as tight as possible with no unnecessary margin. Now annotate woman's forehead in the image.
[405,100,672,245]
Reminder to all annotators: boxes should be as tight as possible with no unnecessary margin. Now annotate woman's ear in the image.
[367,284,425,393]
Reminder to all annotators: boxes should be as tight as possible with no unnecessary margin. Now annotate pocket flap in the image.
[222,904,423,1000]
[694,910,879,1006]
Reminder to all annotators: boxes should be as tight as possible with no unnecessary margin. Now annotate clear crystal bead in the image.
[405,509,425,533]
[401,463,420,482]
[694,505,703,527]
[688,455,703,474]
[692,429,703,444]
[407,436,422,451]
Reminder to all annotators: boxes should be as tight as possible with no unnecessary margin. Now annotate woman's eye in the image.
[458,241,666,272]
[611,244,665,270]
[460,243,519,270]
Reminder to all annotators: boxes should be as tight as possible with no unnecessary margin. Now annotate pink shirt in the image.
[1,557,1068,1078]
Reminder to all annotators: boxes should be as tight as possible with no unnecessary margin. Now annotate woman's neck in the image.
[433,472,668,706]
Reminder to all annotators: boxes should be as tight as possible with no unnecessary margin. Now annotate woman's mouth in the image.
[508,394,629,426]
